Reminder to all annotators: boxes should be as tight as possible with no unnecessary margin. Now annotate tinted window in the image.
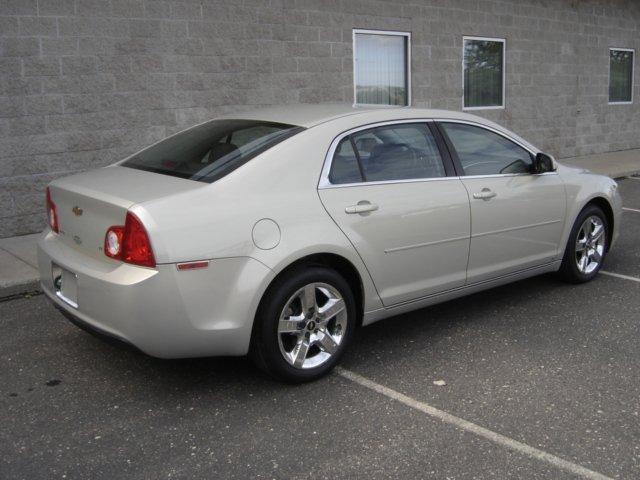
[441,122,532,175]
[329,137,362,185]
[329,123,446,184]
[122,120,303,183]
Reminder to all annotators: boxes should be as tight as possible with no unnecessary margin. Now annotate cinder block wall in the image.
[1,0,638,237]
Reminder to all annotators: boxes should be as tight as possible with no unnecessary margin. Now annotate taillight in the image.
[104,212,156,268]
[46,187,59,233]
[122,212,155,267]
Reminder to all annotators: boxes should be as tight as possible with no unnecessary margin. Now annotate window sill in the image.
[352,103,409,108]
[462,105,505,111]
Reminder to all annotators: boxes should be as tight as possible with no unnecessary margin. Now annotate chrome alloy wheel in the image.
[575,215,606,274]
[277,282,348,369]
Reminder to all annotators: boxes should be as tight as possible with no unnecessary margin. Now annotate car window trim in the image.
[318,119,458,189]
[427,121,456,177]
[434,119,556,178]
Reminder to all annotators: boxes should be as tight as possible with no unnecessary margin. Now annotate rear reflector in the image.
[177,261,209,271]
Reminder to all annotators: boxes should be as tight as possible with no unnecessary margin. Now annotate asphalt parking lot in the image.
[2,178,640,480]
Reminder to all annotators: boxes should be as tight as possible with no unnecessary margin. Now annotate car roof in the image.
[218,104,488,128]
[217,104,540,153]
[217,104,378,127]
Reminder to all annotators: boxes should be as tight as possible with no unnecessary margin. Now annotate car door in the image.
[318,121,471,307]
[438,121,566,284]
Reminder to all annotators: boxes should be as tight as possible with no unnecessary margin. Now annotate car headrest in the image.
[369,143,410,162]
[207,142,240,163]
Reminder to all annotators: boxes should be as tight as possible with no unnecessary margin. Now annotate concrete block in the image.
[0,17,19,37]
[1,37,40,57]
[96,55,131,74]
[112,0,145,18]
[77,0,113,17]
[42,74,115,94]
[37,0,75,16]
[5,116,46,137]
[0,57,22,76]
[0,97,24,117]
[0,0,37,15]
[41,37,79,56]
[17,17,57,37]
[169,1,202,20]
[23,57,60,76]
[0,76,42,96]
[161,20,188,37]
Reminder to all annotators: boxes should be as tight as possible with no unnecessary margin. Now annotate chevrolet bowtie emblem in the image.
[72,206,83,216]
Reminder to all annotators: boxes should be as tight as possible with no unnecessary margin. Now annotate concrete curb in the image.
[0,232,42,300]
[0,279,41,300]
[611,170,640,179]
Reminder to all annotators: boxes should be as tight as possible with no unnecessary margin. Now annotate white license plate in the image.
[52,264,78,308]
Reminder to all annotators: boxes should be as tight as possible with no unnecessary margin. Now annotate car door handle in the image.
[345,201,379,214]
[472,189,497,200]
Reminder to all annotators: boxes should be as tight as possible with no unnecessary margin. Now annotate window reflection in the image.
[609,49,634,103]
[463,38,504,108]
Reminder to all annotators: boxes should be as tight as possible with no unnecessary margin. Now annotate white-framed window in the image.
[609,47,634,104]
[462,36,505,110]
[353,29,411,107]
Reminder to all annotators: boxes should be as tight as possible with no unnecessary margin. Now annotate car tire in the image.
[558,204,608,284]
[250,266,356,383]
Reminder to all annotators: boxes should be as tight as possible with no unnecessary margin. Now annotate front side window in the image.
[122,120,303,183]
[353,30,410,106]
[440,122,532,176]
[609,48,634,104]
[463,37,505,109]
[329,123,445,184]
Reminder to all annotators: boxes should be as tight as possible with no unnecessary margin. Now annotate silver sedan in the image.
[38,105,622,382]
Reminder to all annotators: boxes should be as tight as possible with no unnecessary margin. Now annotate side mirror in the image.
[532,152,555,174]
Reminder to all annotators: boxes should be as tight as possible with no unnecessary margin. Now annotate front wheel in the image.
[250,266,356,383]
[558,204,608,283]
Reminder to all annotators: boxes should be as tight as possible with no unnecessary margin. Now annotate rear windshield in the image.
[121,119,303,183]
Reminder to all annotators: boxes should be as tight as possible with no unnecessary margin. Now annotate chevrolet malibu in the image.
[39,105,622,382]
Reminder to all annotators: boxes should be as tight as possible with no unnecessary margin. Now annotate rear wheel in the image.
[251,266,356,383]
[559,204,608,283]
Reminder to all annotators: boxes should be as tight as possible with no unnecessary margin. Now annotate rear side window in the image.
[329,123,446,184]
[440,122,533,176]
[122,120,303,183]
[329,137,362,185]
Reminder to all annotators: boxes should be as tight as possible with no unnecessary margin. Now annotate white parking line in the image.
[336,368,612,480]
[600,270,640,283]
[622,207,640,213]
[626,176,640,181]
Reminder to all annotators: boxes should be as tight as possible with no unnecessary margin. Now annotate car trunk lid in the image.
[49,166,204,261]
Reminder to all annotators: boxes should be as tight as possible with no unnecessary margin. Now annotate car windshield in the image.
[121,119,304,183]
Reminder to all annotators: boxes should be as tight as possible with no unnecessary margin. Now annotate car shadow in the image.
[57,273,581,393]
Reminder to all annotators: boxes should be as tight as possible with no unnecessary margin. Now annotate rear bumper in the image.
[38,231,275,358]
[52,300,140,352]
